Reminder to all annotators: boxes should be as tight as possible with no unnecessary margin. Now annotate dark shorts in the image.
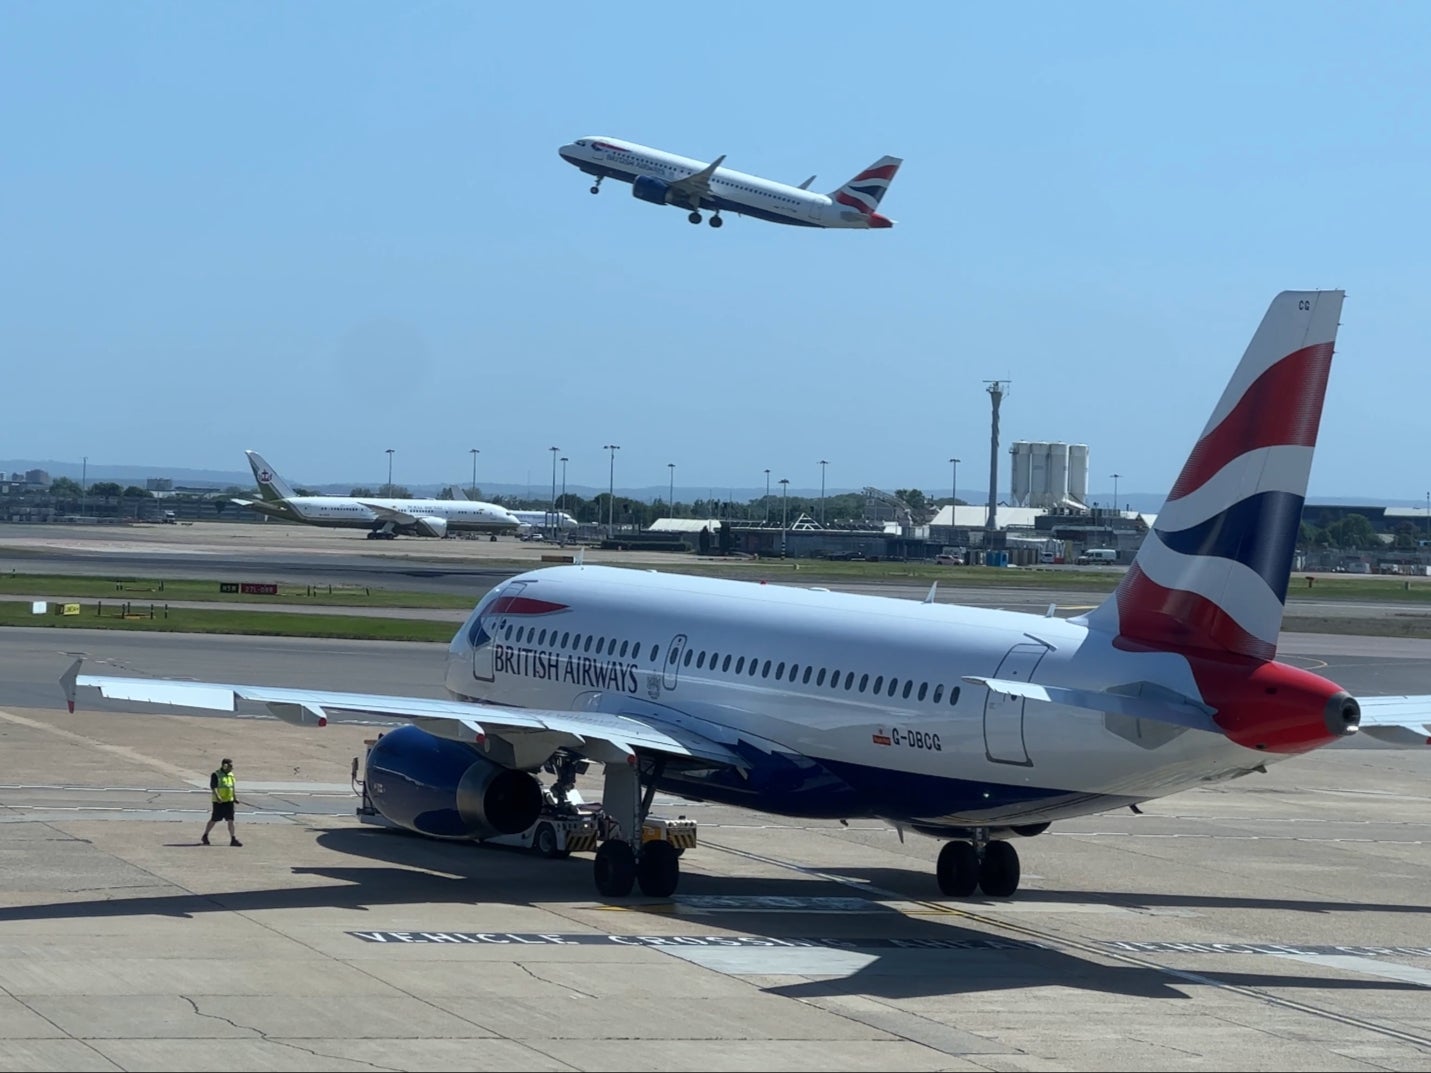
[210,801,235,822]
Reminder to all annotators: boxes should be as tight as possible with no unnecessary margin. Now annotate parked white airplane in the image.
[448,488,579,532]
[66,292,1431,902]
[234,450,521,539]
[559,137,902,229]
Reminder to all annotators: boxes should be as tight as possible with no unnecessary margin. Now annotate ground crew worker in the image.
[201,757,242,846]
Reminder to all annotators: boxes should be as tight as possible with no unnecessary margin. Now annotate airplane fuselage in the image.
[444,566,1316,833]
[558,138,890,229]
[245,496,520,535]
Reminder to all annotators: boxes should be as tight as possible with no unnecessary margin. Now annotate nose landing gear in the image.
[590,177,603,195]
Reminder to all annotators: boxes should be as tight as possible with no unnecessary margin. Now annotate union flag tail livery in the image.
[830,155,902,228]
[1083,291,1344,661]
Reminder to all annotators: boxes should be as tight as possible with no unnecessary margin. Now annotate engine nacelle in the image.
[631,175,673,205]
[414,515,448,538]
[363,724,543,840]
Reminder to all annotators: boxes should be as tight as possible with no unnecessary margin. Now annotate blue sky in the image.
[3,2,1429,506]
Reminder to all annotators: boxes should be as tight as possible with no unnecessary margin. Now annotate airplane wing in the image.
[357,501,426,526]
[61,661,747,771]
[1355,695,1431,745]
[668,154,726,206]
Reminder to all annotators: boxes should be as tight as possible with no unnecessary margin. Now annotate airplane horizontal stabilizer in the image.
[1355,695,1431,746]
[962,676,1219,733]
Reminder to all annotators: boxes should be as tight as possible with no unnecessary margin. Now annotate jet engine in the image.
[414,516,448,538]
[363,724,544,840]
[631,175,674,205]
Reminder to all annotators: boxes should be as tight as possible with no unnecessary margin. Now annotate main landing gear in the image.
[365,529,397,540]
[590,176,603,195]
[591,756,681,899]
[936,830,1021,898]
[708,212,723,228]
[687,210,702,225]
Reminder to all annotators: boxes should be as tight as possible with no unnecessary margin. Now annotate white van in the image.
[1077,548,1118,565]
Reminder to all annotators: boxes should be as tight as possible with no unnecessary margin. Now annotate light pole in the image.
[549,447,559,535]
[819,460,828,526]
[779,478,790,555]
[764,468,771,523]
[667,463,675,517]
[469,448,479,497]
[559,457,568,514]
[385,449,394,496]
[604,444,620,537]
[81,455,87,517]
[1425,491,1430,544]
[1111,472,1122,514]
[949,457,960,506]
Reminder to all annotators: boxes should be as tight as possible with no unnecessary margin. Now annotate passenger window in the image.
[619,640,629,657]
[668,649,679,665]
[803,666,813,684]
[775,662,785,679]
[816,668,827,686]
[584,635,594,652]
[844,671,855,690]
[696,651,706,669]
[684,648,694,667]
[722,654,732,672]
[917,682,927,701]
[561,632,570,648]
[949,686,961,706]
[933,684,944,704]
[873,675,883,694]
[538,629,547,645]
[735,656,745,674]
[650,645,660,663]
[762,660,772,678]
[595,636,604,654]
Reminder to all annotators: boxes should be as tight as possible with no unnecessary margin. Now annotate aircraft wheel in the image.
[533,822,569,860]
[709,215,723,229]
[978,840,1021,898]
[365,531,378,540]
[936,840,979,897]
[593,839,636,897]
[636,840,680,898]
[590,185,600,195]
[687,211,702,225]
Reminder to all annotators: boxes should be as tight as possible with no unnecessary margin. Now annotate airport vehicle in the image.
[1077,548,1119,565]
[234,450,522,539]
[65,291,1431,904]
[559,137,901,229]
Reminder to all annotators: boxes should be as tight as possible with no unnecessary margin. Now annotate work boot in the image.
[230,838,243,847]
[201,835,210,845]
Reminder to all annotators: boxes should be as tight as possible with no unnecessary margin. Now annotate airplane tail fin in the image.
[245,450,298,502]
[1080,291,1345,662]
[829,155,902,225]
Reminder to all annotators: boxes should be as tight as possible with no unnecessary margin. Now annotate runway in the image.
[0,528,1429,1070]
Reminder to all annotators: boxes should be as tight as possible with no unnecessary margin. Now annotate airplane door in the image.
[982,642,1047,766]
[472,582,526,683]
[662,634,687,690]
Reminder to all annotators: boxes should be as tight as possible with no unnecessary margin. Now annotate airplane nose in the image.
[558,144,579,164]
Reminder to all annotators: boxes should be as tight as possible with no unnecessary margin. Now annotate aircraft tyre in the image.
[636,839,680,898]
[978,840,1020,897]
[709,215,723,228]
[936,840,979,897]
[533,822,569,860]
[594,839,636,897]
[687,211,702,224]
[590,185,600,194]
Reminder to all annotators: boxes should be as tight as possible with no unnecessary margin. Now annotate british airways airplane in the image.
[65,291,1431,902]
[558,137,902,229]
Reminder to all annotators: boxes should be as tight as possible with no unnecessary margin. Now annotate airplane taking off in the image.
[558,137,901,229]
[67,292,1431,902]
[233,450,521,539]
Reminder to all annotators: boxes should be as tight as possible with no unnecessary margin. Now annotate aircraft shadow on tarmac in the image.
[1,827,1426,1002]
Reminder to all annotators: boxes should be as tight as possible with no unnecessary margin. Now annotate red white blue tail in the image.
[1082,291,1345,661]
[830,155,902,227]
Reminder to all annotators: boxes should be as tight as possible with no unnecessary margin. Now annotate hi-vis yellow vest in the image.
[212,770,236,803]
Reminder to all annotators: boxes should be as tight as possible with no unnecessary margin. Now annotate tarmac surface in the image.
[0,524,1429,1070]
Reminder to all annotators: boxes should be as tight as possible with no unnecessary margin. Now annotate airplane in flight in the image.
[233,450,522,539]
[66,291,1431,902]
[558,137,902,230]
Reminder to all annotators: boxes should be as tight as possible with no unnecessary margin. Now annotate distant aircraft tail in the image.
[829,155,902,227]
[1080,291,1345,662]
[245,450,298,502]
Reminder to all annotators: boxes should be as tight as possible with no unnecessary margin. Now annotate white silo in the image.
[1047,443,1070,508]
[1028,442,1050,509]
[1010,442,1033,506]
[1068,444,1090,506]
